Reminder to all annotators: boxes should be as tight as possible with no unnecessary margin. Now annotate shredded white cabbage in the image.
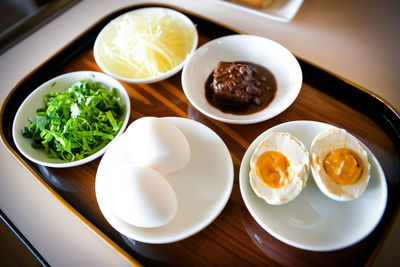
[100,10,195,79]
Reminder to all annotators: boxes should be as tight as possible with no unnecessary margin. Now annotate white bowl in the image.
[12,71,131,168]
[96,117,234,244]
[94,7,198,84]
[181,34,302,124]
[240,121,387,251]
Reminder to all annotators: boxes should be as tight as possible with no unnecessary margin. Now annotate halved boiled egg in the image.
[310,128,370,201]
[249,132,309,205]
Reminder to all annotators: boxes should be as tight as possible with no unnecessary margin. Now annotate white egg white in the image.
[249,132,309,205]
[310,128,370,201]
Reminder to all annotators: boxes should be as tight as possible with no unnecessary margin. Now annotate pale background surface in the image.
[0,0,399,265]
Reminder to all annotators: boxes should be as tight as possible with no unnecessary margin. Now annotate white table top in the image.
[0,0,399,265]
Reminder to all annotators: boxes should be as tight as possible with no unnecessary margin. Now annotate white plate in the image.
[239,120,387,251]
[215,0,304,22]
[12,71,130,168]
[96,117,234,244]
[181,34,302,124]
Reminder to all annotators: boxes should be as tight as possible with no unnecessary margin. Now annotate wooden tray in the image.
[1,4,399,266]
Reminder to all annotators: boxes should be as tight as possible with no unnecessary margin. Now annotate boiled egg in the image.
[122,117,191,173]
[108,164,178,228]
[310,128,370,201]
[249,132,309,205]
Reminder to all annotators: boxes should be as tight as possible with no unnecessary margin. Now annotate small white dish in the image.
[239,120,387,251]
[94,7,198,84]
[95,117,234,244]
[12,71,130,168]
[181,34,302,124]
[215,0,304,23]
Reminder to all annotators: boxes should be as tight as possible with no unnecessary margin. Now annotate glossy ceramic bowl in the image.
[181,34,302,124]
[94,7,198,84]
[12,71,130,168]
[96,117,234,244]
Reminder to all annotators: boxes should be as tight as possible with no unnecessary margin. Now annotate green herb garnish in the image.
[22,80,124,162]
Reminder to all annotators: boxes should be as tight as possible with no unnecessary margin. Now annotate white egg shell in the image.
[108,164,178,228]
[123,117,191,173]
[249,132,309,205]
[310,128,371,201]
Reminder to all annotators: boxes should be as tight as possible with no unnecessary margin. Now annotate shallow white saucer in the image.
[214,0,304,23]
[181,34,302,124]
[96,117,234,244]
[239,120,387,251]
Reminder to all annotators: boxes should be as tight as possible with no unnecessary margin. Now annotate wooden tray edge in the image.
[0,3,399,265]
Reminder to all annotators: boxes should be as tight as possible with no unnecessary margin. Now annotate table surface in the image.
[0,0,399,266]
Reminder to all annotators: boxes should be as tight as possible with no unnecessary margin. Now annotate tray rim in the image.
[1,3,399,266]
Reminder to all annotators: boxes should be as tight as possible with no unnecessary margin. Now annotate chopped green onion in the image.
[21,79,124,162]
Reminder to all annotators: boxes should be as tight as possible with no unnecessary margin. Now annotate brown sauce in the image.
[205,61,277,115]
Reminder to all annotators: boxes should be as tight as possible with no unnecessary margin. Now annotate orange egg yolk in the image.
[323,148,363,185]
[255,151,291,188]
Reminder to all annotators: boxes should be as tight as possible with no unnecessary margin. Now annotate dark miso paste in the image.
[205,61,277,115]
